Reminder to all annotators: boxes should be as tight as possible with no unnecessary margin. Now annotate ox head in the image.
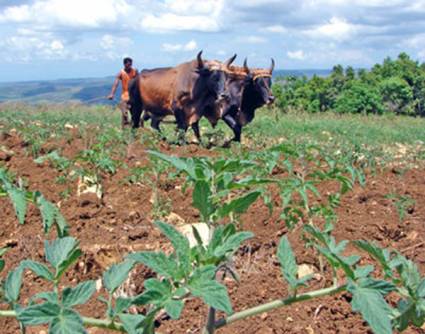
[195,51,237,100]
[243,58,275,105]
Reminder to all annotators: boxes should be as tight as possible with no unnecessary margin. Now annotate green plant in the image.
[385,193,416,222]
[148,151,270,225]
[126,159,172,220]
[34,150,72,172]
[267,143,364,228]
[0,168,68,236]
[1,220,424,334]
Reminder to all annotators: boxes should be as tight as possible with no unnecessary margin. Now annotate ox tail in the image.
[129,74,143,129]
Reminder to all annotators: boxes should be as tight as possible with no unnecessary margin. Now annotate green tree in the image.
[335,81,384,115]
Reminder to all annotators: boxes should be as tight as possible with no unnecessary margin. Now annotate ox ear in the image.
[270,58,275,73]
[243,58,250,74]
[197,50,204,69]
[224,54,237,69]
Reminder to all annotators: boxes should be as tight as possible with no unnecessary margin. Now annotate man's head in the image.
[123,57,133,71]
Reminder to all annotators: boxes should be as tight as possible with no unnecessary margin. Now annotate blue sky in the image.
[0,0,425,82]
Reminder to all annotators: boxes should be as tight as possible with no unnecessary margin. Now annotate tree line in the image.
[273,53,425,116]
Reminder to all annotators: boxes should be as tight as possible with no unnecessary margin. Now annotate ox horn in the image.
[224,54,237,69]
[243,58,250,74]
[269,58,275,73]
[197,50,204,68]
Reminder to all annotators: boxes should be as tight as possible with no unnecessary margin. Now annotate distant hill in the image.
[0,69,331,104]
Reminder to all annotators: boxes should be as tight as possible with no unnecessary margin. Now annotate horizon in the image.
[0,1,424,82]
[0,67,336,84]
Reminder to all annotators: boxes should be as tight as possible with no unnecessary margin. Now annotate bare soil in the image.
[1,130,424,334]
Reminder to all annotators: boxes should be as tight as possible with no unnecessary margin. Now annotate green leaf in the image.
[148,151,195,179]
[62,281,96,307]
[5,266,24,302]
[6,186,27,225]
[132,290,163,306]
[349,284,392,334]
[0,259,4,273]
[36,194,69,237]
[354,240,392,276]
[209,225,226,251]
[21,260,54,281]
[189,265,232,314]
[44,237,81,280]
[213,232,253,259]
[192,180,213,222]
[277,236,298,289]
[418,279,425,298]
[354,265,375,279]
[155,221,191,275]
[128,252,178,279]
[219,191,261,218]
[115,297,135,315]
[358,278,397,295]
[49,308,86,334]
[164,299,184,320]
[118,313,145,334]
[144,278,171,297]
[0,247,8,257]
[103,260,135,294]
[398,257,421,294]
[29,292,59,305]
[394,299,416,331]
[18,302,60,326]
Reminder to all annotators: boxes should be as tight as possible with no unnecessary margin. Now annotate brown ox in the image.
[129,51,237,141]
[191,58,275,143]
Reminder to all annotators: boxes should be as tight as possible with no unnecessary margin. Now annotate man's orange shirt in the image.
[120,68,137,102]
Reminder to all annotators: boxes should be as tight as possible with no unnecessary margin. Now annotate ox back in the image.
[128,52,229,140]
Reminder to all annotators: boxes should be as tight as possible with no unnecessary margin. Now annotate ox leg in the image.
[223,114,241,142]
[151,118,161,132]
[173,108,188,144]
[130,106,142,129]
[191,122,202,143]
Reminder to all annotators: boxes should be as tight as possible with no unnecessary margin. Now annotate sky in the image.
[0,0,425,82]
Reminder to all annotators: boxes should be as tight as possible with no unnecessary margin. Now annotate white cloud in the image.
[264,25,287,33]
[287,50,306,60]
[100,34,133,50]
[141,13,221,32]
[0,4,31,22]
[240,35,267,44]
[162,39,198,52]
[0,0,130,28]
[305,17,357,41]
[0,33,68,62]
[141,0,224,32]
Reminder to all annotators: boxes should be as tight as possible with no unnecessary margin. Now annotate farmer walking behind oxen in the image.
[108,57,138,128]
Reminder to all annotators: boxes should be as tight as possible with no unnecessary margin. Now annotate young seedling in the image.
[0,167,69,236]
[385,193,416,223]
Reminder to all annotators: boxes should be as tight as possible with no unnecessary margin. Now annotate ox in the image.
[129,51,236,142]
[191,58,275,143]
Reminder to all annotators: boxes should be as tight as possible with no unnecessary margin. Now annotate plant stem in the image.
[202,307,216,334]
[214,284,346,329]
[0,310,127,332]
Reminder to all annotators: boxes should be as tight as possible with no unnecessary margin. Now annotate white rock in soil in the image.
[297,264,315,279]
[177,223,210,248]
[166,212,185,226]
[77,175,102,199]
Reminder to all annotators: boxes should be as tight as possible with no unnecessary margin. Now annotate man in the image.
[108,57,138,128]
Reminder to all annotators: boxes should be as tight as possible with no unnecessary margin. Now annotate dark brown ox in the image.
[128,52,236,141]
[194,58,275,143]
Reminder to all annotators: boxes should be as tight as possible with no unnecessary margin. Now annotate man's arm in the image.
[107,73,121,100]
